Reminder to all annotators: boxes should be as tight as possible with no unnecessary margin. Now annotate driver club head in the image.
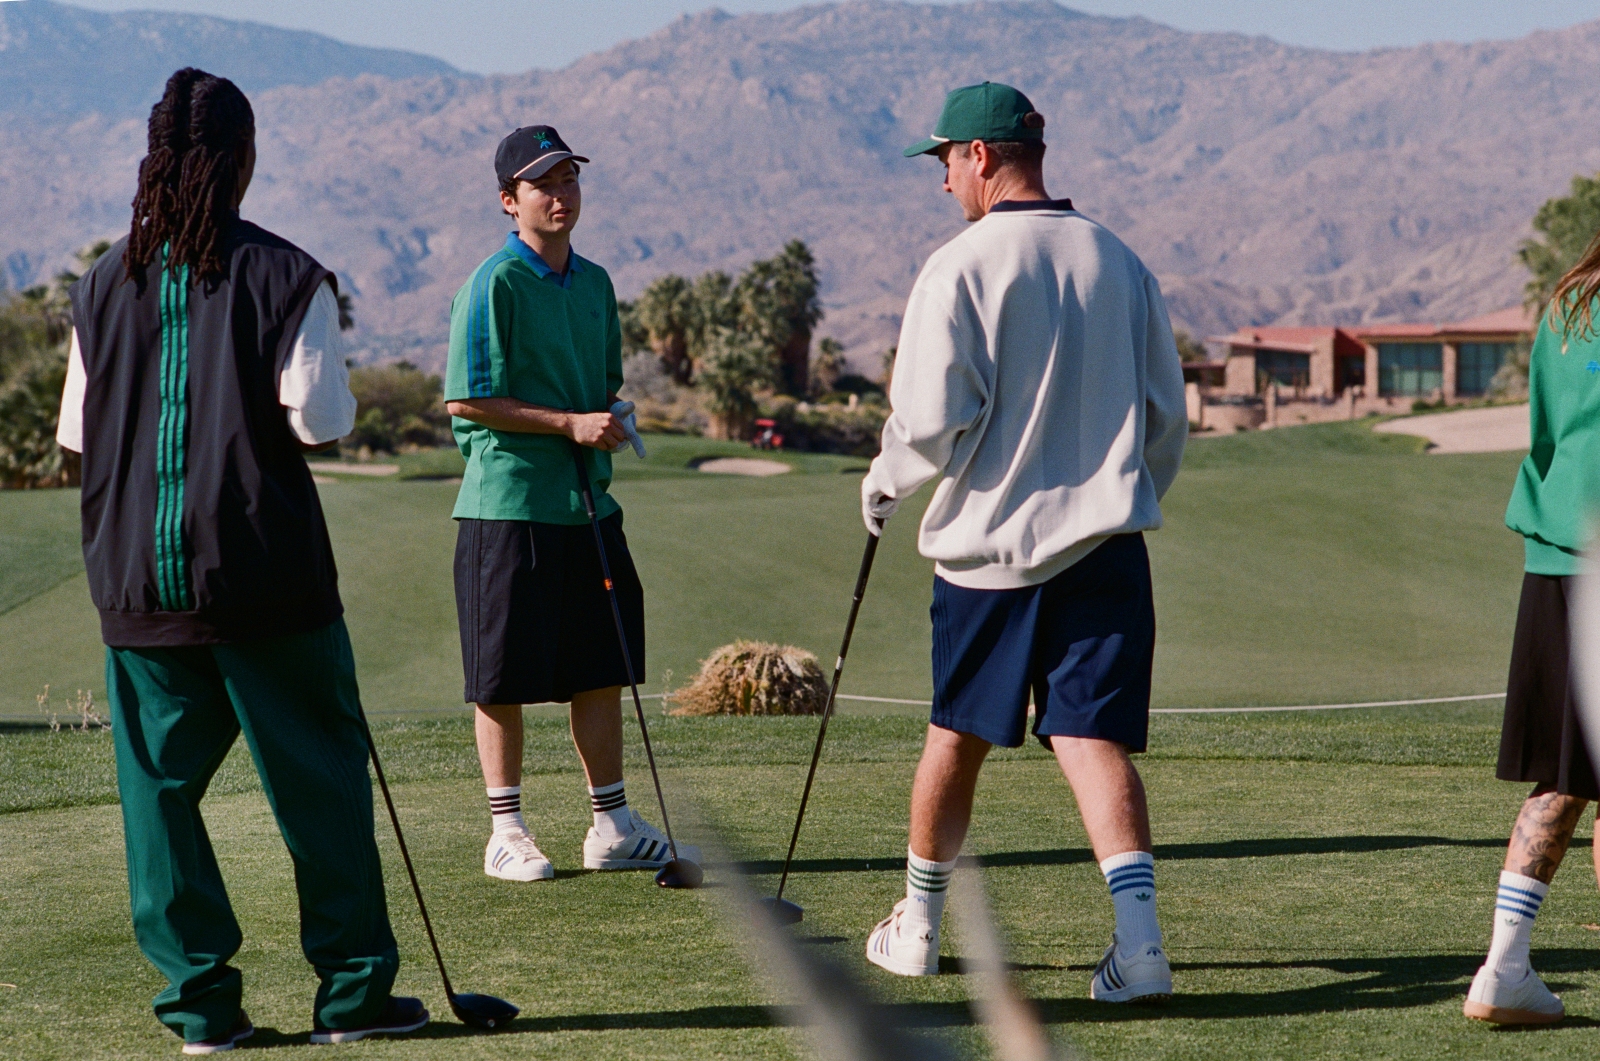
[448,992,519,1031]
[654,858,705,889]
[754,896,804,926]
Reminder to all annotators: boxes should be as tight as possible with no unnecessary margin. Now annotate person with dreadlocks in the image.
[56,68,426,1052]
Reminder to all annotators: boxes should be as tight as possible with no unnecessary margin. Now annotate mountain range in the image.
[3,0,1599,371]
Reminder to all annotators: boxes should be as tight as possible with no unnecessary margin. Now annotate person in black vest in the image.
[58,69,426,1053]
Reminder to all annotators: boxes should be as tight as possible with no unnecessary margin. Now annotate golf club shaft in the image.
[570,442,681,861]
[774,530,880,903]
[360,712,457,1001]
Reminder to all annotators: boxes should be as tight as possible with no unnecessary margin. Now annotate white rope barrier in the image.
[631,691,1508,713]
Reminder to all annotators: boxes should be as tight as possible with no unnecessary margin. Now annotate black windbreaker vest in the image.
[70,221,344,647]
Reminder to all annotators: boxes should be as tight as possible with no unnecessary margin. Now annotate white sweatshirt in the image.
[864,200,1187,590]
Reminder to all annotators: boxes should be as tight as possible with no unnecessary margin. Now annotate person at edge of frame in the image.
[57,68,427,1053]
[1462,229,1600,1026]
[857,81,1188,1003]
[442,124,687,884]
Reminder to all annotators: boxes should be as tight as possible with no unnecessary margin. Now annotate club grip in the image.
[568,439,598,519]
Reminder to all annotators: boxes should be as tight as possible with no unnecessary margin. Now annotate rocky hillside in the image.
[3,0,1598,369]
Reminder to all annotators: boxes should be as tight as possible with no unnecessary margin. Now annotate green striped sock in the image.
[904,849,957,929]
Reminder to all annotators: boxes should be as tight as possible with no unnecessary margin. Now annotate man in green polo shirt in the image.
[444,125,691,883]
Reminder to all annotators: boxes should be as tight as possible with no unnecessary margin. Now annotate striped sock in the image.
[589,781,630,841]
[487,785,525,835]
[1101,851,1162,949]
[904,848,957,931]
[1487,871,1548,978]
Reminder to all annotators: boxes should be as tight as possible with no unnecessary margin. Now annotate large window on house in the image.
[1457,342,1512,396]
[1255,349,1311,390]
[1377,343,1443,397]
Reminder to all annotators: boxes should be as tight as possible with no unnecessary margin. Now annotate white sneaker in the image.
[484,829,554,881]
[1464,964,1564,1024]
[583,809,702,869]
[865,899,940,977]
[1090,933,1172,1003]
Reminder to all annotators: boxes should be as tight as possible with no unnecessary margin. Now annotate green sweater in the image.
[1505,307,1600,575]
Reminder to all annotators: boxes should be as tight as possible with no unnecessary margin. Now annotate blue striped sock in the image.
[1487,870,1547,977]
[1101,850,1161,949]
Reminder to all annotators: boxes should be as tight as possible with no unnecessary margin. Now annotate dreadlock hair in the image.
[124,68,255,284]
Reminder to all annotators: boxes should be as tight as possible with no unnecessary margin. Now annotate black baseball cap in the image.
[494,125,589,184]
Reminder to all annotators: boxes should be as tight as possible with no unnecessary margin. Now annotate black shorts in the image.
[1497,572,1598,800]
[454,516,645,706]
[930,533,1155,751]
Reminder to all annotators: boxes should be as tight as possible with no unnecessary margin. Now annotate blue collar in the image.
[989,198,1075,214]
[503,232,584,288]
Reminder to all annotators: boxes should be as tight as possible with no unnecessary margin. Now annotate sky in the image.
[56,0,1600,75]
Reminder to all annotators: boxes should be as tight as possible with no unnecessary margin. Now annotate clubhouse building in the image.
[1188,307,1532,430]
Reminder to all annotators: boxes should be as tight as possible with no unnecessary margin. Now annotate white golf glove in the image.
[610,399,647,459]
[861,481,899,537]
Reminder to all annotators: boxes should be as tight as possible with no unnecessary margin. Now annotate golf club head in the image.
[754,896,805,926]
[448,992,519,1030]
[655,858,704,889]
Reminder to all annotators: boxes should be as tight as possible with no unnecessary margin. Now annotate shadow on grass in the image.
[735,835,1510,876]
[241,949,1600,1043]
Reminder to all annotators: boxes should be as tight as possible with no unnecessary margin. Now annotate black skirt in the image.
[453,514,646,706]
[1496,572,1599,800]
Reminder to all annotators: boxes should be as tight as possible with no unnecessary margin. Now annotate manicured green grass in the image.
[0,422,1526,720]
[388,436,869,480]
[1,420,1585,1059]
[0,711,1592,1060]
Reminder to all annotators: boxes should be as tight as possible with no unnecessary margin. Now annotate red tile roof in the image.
[1214,306,1530,347]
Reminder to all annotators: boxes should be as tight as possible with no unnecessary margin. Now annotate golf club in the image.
[758,529,881,925]
[569,440,704,889]
[359,713,520,1030]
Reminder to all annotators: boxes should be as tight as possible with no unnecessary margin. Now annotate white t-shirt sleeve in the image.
[279,281,357,446]
[56,328,86,453]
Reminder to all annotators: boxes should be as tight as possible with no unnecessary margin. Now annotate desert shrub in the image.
[665,640,829,717]
[346,361,450,453]
[763,394,887,456]
[0,344,78,488]
[620,350,708,435]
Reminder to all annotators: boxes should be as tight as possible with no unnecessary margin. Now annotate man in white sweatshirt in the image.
[862,82,1187,1003]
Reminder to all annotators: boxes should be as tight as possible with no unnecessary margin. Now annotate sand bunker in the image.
[694,458,792,476]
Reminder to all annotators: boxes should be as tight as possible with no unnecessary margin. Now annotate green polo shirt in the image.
[445,233,623,524]
[1505,304,1600,575]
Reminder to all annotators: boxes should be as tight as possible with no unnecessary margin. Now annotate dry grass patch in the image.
[665,640,829,716]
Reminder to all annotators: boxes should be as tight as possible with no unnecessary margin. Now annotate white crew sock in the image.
[589,781,630,841]
[1101,850,1162,950]
[1486,871,1548,978]
[487,785,525,835]
[904,848,958,932]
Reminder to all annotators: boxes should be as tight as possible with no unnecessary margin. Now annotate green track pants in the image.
[106,618,399,1043]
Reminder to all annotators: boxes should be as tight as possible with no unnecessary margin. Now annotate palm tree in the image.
[636,274,696,384]
[733,241,823,396]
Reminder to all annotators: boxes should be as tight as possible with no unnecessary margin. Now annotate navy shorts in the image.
[454,515,645,706]
[930,533,1155,751]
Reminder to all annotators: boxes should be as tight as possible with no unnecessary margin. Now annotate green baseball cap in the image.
[903,81,1044,157]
